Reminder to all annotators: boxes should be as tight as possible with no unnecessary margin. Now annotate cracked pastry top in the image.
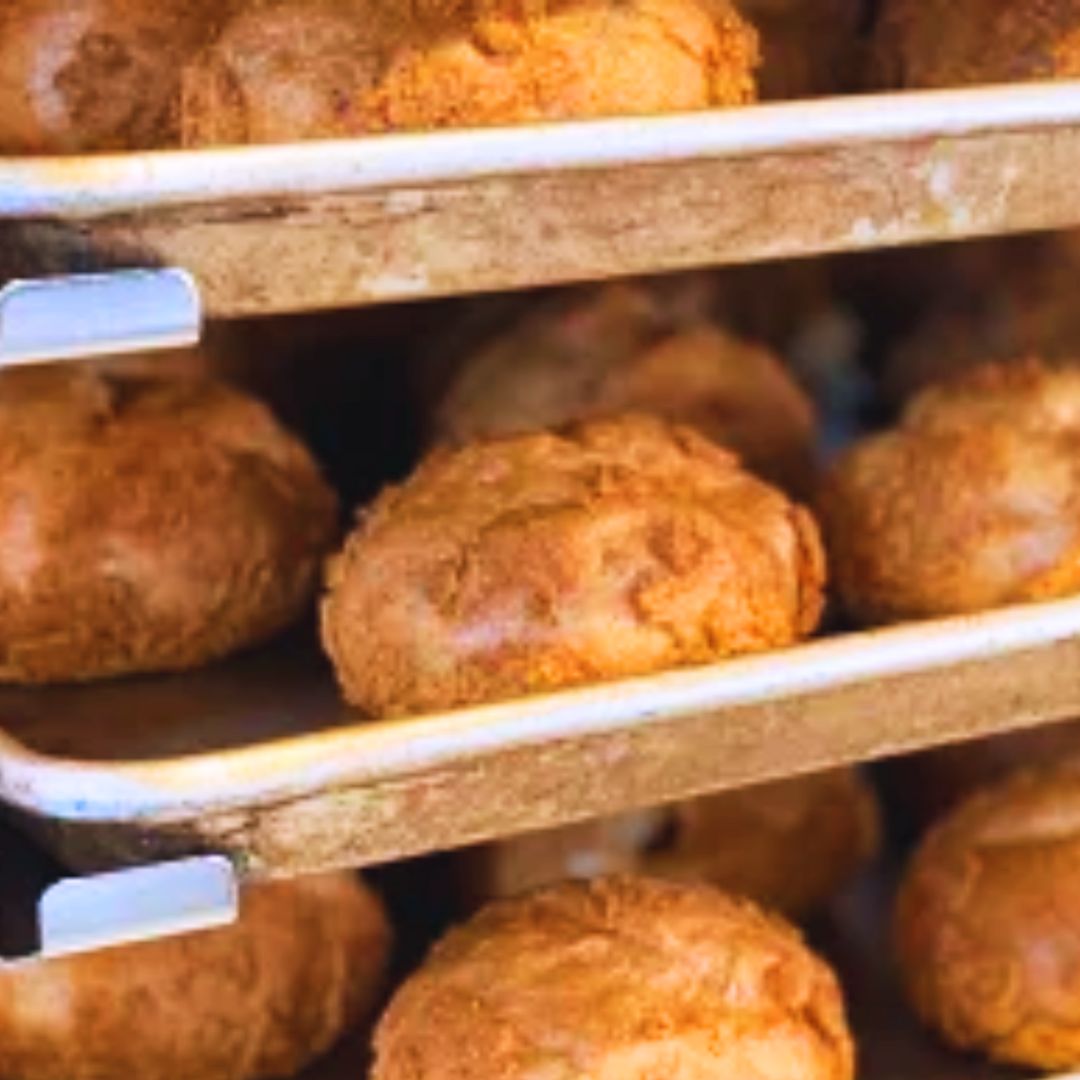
[819,358,1080,625]
[180,0,759,144]
[372,875,854,1080]
[321,413,824,716]
[0,366,338,683]
[895,764,1080,1070]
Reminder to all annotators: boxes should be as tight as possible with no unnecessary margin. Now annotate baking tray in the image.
[4,594,1080,877]
[4,83,1080,317]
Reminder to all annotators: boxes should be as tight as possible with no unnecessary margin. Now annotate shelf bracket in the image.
[2,855,239,966]
[0,268,201,368]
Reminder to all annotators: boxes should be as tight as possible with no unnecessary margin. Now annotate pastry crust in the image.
[820,359,1080,624]
[874,0,1080,89]
[464,768,879,917]
[373,875,854,1080]
[181,0,382,146]
[0,367,338,683]
[0,872,390,1080]
[182,0,758,145]
[0,0,222,152]
[322,414,825,716]
[895,765,1080,1069]
[434,282,818,495]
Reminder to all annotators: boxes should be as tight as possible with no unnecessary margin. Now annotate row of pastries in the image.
[4,1,1080,1076]
[5,232,1080,1075]
[4,0,1080,153]
[8,265,1080,705]
[10,752,1080,1078]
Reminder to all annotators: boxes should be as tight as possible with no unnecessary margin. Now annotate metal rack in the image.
[2,597,1080,877]
[5,77,1080,1079]
[4,83,1080,315]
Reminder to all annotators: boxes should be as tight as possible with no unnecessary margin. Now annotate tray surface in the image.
[0,632,349,761]
[3,596,1080,876]
[4,84,1080,315]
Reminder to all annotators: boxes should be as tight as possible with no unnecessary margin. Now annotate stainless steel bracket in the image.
[0,268,201,367]
[3,855,239,966]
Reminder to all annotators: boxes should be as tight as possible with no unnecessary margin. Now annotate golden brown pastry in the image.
[435,281,818,495]
[181,0,380,146]
[0,0,223,152]
[182,0,758,145]
[0,872,390,1080]
[874,0,1080,89]
[464,768,879,917]
[367,0,759,130]
[737,0,862,98]
[373,875,854,1080]
[820,359,1080,625]
[322,414,825,715]
[895,764,1080,1070]
[0,366,338,683]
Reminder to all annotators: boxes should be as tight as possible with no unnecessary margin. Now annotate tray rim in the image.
[3,593,1080,826]
[4,81,1080,219]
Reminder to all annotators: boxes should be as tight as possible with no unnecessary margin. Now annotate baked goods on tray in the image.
[182,0,759,145]
[180,0,379,146]
[464,767,879,917]
[895,764,1080,1069]
[0,366,337,683]
[322,413,825,715]
[373,875,854,1080]
[1,0,761,152]
[820,358,1080,624]
[0,0,223,152]
[434,281,818,495]
[0,872,390,1080]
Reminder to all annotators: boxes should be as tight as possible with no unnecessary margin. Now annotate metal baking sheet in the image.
[4,83,1080,316]
[3,595,1080,876]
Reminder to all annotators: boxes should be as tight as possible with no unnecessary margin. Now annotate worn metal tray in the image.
[3,594,1080,878]
[3,83,1080,317]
